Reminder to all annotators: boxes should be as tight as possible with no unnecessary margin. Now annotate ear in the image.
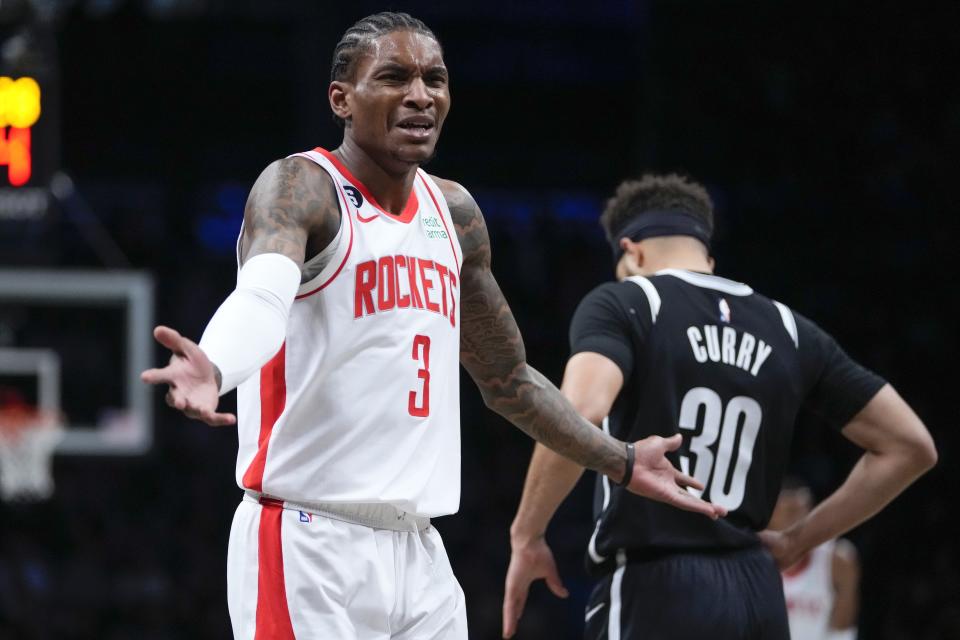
[620,238,644,264]
[708,255,716,271]
[329,81,352,123]
[619,238,644,275]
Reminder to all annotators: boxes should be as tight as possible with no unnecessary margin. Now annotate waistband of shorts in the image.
[588,543,763,577]
[243,490,431,532]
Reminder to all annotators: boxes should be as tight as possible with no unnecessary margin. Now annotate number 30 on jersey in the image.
[677,387,762,511]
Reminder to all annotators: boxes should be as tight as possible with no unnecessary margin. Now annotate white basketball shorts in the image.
[227,492,468,639]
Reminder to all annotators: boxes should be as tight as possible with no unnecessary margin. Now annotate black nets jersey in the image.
[570,269,885,574]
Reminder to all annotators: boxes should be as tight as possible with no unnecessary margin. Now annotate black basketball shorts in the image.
[584,547,789,640]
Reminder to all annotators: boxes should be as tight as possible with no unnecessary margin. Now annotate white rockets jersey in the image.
[782,540,836,640]
[234,147,463,517]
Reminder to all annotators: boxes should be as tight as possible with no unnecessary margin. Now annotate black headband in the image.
[611,209,712,263]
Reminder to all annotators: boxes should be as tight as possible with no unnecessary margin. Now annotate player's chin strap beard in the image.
[611,210,713,266]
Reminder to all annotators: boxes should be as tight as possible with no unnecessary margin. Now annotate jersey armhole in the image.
[773,300,799,348]
[283,153,356,299]
[418,171,464,277]
[300,207,345,276]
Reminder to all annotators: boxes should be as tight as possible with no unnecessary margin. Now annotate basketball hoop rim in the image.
[0,406,62,441]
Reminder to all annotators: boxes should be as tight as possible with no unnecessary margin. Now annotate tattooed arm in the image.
[239,156,341,268]
[434,177,724,518]
[434,178,623,476]
[142,157,340,425]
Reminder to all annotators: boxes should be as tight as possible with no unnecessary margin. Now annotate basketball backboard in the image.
[0,269,153,455]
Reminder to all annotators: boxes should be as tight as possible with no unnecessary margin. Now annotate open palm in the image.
[141,326,236,427]
[627,434,727,519]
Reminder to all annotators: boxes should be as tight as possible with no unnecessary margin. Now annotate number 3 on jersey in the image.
[408,335,431,417]
[677,387,762,511]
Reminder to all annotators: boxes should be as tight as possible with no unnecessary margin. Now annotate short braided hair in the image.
[599,173,714,245]
[330,12,441,128]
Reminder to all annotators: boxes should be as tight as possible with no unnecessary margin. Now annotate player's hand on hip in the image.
[502,535,568,638]
[757,528,803,570]
[627,434,727,519]
[141,326,237,427]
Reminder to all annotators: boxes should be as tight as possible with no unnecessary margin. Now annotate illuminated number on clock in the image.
[0,77,41,187]
[0,127,31,186]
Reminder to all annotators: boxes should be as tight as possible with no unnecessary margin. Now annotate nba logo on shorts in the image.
[299,511,312,523]
[719,298,731,323]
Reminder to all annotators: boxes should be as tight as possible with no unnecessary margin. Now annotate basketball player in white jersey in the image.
[769,478,860,640]
[140,12,723,639]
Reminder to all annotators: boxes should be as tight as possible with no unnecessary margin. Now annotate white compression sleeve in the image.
[198,253,301,395]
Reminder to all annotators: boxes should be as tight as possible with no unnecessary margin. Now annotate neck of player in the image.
[619,237,715,280]
[334,137,419,216]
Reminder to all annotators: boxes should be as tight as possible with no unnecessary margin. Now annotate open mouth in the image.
[395,117,435,137]
[397,123,433,132]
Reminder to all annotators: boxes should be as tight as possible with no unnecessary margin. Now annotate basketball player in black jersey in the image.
[501,174,937,639]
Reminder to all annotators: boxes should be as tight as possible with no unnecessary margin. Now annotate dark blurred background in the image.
[0,0,957,638]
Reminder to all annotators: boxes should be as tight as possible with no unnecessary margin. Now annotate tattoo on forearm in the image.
[441,181,626,479]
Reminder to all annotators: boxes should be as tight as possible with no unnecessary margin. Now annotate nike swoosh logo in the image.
[585,602,606,622]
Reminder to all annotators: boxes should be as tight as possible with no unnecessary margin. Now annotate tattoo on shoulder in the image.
[242,157,340,266]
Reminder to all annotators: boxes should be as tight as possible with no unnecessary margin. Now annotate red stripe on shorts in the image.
[255,501,295,639]
[242,343,287,492]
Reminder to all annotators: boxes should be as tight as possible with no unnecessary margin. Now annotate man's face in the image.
[337,30,450,169]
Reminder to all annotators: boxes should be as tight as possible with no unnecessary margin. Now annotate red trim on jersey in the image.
[295,181,355,300]
[242,344,287,492]
[255,501,296,639]
[417,173,461,278]
[314,147,419,223]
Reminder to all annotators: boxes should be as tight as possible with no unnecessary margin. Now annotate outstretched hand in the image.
[502,536,568,639]
[141,326,237,427]
[627,434,727,519]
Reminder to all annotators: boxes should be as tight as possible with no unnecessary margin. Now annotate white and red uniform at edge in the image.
[234,147,463,517]
[782,540,837,640]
